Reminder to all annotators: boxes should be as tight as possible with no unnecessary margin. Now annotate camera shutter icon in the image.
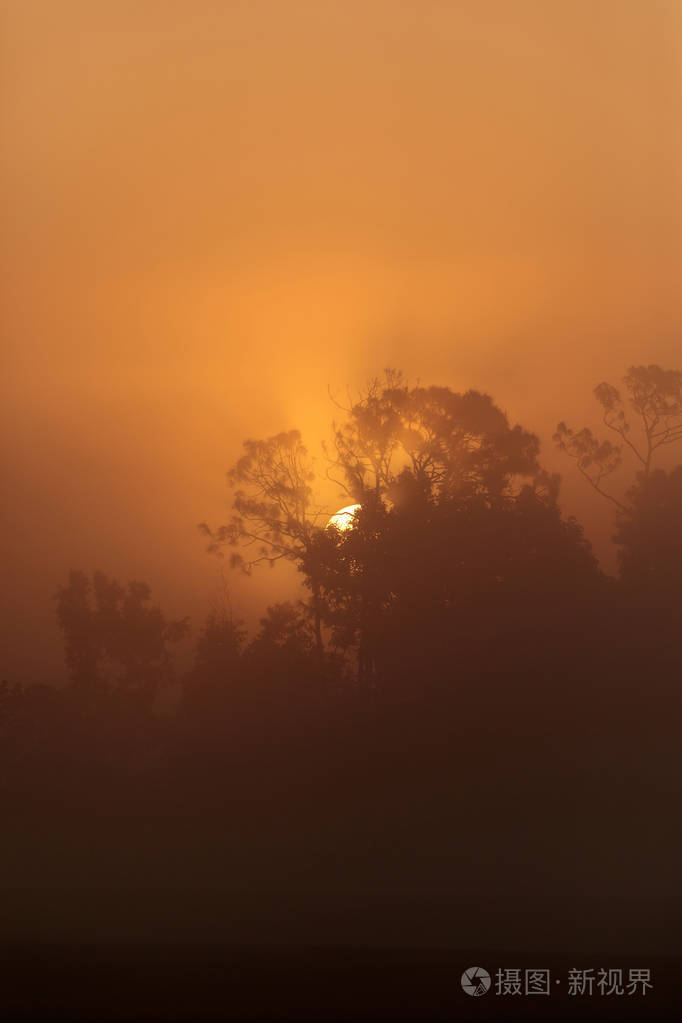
[461,967,491,996]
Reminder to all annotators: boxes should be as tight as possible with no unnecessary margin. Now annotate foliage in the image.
[55,570,189,702]
[200,430,328,657]
[320,371,573,681]
[329,369,546,503]
[614,466,682,601]
[555,364,682,509]
[200,431,323,571]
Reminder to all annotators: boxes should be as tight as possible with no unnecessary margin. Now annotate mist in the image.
[2,1,680,683]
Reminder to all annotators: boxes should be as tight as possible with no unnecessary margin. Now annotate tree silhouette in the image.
[320,372,567,683]
[555,364,682,509]
[246,601,318,693]
[184,610,246,719]
[55,570,103,691]
[609,466,682,690]
[314,500,392,685]
[200,430,329,660]
[318,474,600,690]
[614,466,682,599]
[329,370,546,504]
[7,364,682,985]
[56,570,189,705]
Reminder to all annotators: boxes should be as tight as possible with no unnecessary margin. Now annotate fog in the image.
[2,0,681,683]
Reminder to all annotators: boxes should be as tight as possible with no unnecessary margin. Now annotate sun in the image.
[326,504,361,531]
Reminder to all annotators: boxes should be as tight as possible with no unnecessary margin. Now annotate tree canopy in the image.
[555,364,682,509]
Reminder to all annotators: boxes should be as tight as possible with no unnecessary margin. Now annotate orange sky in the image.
[2,1,681,682]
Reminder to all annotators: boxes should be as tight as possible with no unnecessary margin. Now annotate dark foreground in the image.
[1,944,680,1021]
[1,889,680,1021]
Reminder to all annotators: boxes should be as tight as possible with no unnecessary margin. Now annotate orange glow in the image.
[2,1,681,683]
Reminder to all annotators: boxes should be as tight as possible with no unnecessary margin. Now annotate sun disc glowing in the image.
[327,504,361,531]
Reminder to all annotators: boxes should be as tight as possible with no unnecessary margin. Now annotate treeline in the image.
[1,365,681,818]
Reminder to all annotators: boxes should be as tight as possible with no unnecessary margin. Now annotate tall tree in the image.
[55,570,102,691]
[200,430,328,660]
[246,601,318,692]
[329,370,547,504]
[555,364,682,510]
[186,612,245,692]
[56,570,189,703]
[322,372,562,684]
[614,466,682,599]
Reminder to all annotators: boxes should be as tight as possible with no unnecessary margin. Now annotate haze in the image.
[2,0,681,684]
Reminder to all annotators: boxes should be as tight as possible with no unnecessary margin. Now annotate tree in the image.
[314,500,393,686]
[203,372,594,689]
[555,364,682,510]
[609,467,682,689]
[200,430,328,660]
[55,570,102,691]
[329,370,546,504]
[184,611,245,710]
[191,613,245,678]
[318,474,600,691]
[614,466,682,599]
[246,601,318,690]
[56,570,189,704]
[321,372,559,683]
